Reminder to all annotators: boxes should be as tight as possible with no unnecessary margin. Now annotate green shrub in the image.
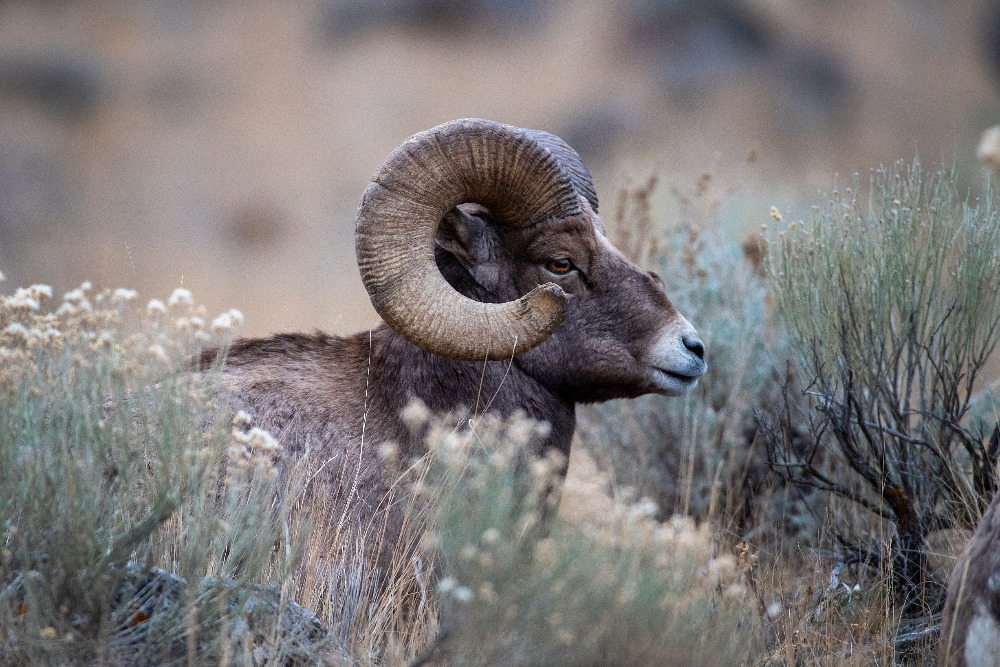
[761,161,1000,611]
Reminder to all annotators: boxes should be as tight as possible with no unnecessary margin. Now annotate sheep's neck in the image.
[365,325,576,461]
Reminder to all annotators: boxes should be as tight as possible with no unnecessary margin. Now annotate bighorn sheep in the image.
[203,118,707,570]
[940,491,1000,666]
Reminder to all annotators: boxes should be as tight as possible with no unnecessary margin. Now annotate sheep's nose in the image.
[683,335,705,360]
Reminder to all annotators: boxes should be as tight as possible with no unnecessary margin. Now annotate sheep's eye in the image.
[545,258,573,275]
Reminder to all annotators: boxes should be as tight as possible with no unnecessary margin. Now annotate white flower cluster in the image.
[237,426,282,454]
[436,576,474,603]
[226,411,282,479]
[146,299,167,316]
[111,288,138,304]
[141,287,245,352]
[167,287,194,308]
[1,284,63,347]
[211,308,245,333]
[4,284,53,311]
[3,321,60,344]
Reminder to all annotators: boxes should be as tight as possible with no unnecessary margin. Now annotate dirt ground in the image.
[1,0,998,336]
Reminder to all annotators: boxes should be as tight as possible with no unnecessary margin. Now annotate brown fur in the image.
[940,491,1000,666]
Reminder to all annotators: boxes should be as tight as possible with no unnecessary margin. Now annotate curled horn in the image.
[355,118,583,360]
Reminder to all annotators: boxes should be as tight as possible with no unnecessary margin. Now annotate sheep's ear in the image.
[436,204,496,269]
[436,204,503,293]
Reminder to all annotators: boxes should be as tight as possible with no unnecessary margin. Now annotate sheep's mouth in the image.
[659,369,699,382]
[654,367,701,384]
[650,366,703,395]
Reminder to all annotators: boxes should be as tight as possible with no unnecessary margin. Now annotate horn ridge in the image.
[523,129,599,213]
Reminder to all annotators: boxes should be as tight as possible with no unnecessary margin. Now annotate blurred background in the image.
[2,0,1000,336]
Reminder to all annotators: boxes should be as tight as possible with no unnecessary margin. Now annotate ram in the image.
[203,118,707,571]
[940,491,1000,666]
